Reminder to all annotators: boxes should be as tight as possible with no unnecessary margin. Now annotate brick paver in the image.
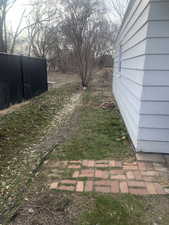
[76,181,84,192]
[138,162,147,170]
[111,174,126,180]
[50,182,59,189]
[85,181,93,192]
[146,182,157,194]
[49,155,169,195]
[95,170,109,179]
[68,164,81,169]
[110,170,124,175]
[58,185,75,191]
[70,160,81,164]
[153,163,168,172]
[95,186,110,193]
[141,171,159,177]
[111,181,120,193]
[95,180,111,186]
[134,171,142,180]
[128,181,145,188]
[82,160,95,167]
[60,180,77,185]
[80,169,94,177]
[126,171,135,180]
[129,188,148,195]
[120,181,128,193]
[73,171,79,178]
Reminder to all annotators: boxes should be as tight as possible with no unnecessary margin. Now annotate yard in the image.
[0,69,169,225]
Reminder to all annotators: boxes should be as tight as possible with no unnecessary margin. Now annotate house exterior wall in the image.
[113,0,169,153]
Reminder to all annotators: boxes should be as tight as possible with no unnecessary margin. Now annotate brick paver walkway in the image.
[47,153,169,195]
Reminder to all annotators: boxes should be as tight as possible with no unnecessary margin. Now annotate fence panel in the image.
[22,57,48,100]
[0,82,10,110]
[0,54,48,110]
[0,54,23,110]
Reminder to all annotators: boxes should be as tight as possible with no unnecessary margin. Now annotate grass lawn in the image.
[77,193,169,225]
[10,189,169,225]
[0,82,80,221]
[50,80,134,161]
[4,69,169,225]
[78,194,146,225]
[0,83,79,165]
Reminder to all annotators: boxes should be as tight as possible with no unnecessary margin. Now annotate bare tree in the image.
[60,0,109,87]
[110,0,129,21]
[44,0,117,74]
[95,20,118,57]
[9,9,26,54]
[0,0,115,77]
[0,0,16,52]
[25,0,60,57]
[47,27,71,73]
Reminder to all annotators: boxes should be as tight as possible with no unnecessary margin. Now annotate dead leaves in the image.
[99,101,115,110]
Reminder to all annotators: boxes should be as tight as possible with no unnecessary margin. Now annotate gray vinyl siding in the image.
[113,0,169,153]
[113,0,150,148]
[137,0,169,153]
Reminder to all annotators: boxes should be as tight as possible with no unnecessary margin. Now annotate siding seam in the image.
[140,114,169,117]
[116,0,142,42]
[121,67,169,72]
[117,73,169,87]
[123,53,169,61]
[139,127,169,130]
[115,36,169,59]
[119,1,149,42]
[138,139,169,143]
[117,0,169,42]
[121,19,169,48]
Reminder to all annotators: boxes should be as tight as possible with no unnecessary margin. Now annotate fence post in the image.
[20,55,25,100]
[44,58,48,91]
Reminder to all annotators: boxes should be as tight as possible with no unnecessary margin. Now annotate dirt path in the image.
[30,92,82,159]
[8,69,169,225]
[48,71,80,89]
[1,91,82,224]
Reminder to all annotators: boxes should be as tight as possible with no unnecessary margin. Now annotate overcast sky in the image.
[7,0,30,30]
[7,0,121,31]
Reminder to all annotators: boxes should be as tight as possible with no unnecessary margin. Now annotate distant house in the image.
[113,0,169,153]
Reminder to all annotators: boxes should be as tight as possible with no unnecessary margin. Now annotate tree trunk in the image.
[0,21,5,52]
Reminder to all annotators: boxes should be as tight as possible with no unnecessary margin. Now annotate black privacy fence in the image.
[0,53,48,110]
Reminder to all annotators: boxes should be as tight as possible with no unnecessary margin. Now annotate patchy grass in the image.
[78,194,145,225]
[77,193,169,225]
[9,188,169,225]
[0,83,79,165]
[7,69,169,225]
[50,89,134,161]
[0,82,80,221]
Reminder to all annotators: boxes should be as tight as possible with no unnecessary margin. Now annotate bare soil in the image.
[9,192,92,225]
[48,71,80,89]
[0,101,30,117]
